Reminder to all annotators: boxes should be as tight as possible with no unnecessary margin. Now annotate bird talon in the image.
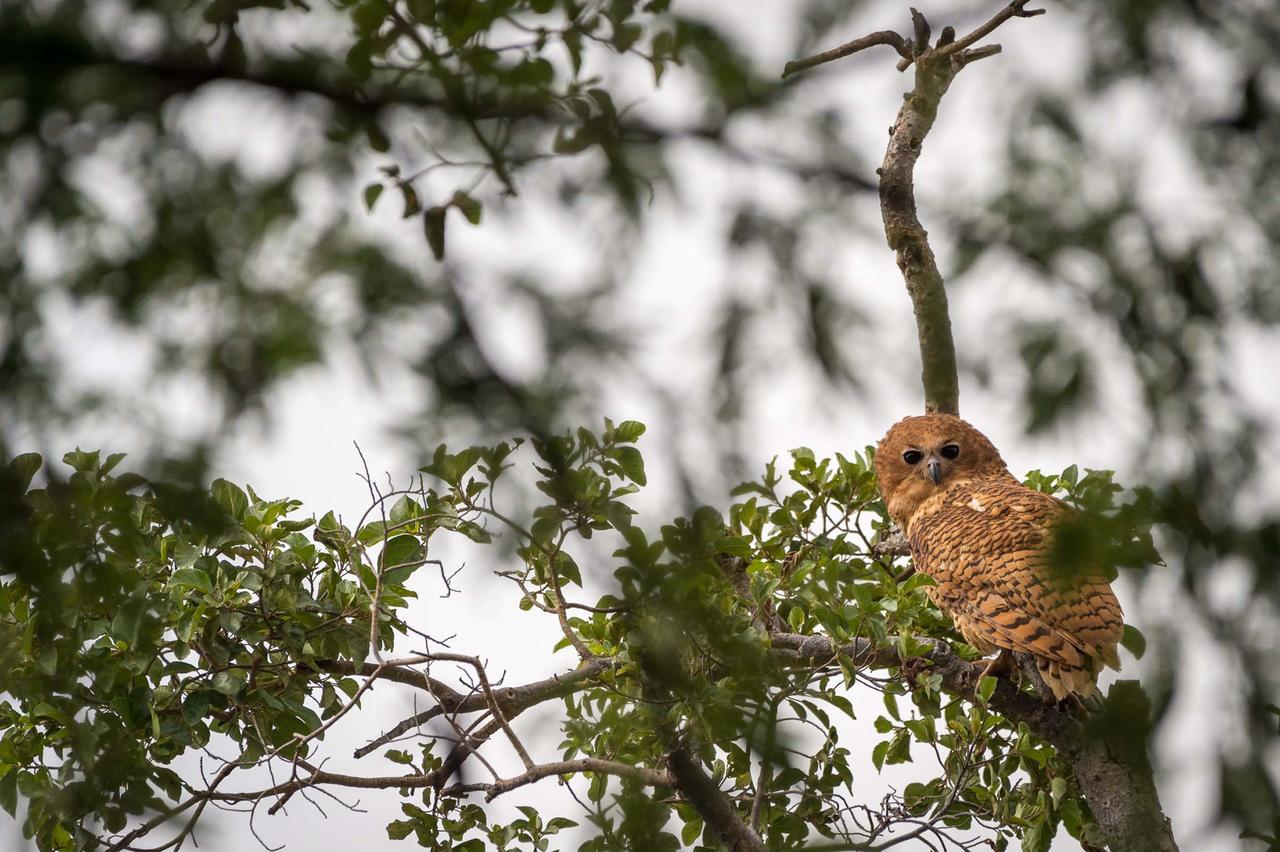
[973,649,1016,682]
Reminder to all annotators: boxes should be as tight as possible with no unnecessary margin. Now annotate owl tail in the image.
[1036,657,1099,702]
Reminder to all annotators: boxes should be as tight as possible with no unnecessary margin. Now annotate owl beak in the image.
[927,457,943,485]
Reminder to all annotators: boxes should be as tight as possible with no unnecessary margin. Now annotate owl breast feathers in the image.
[874,414,1123,701]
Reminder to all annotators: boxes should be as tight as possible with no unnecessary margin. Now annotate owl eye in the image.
[940,443,960,460]
[902,449,924,464]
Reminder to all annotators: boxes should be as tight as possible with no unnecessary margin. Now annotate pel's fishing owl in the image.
[874,414,1123,701]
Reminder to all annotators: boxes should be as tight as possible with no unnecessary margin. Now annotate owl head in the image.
[875,414,1010,529]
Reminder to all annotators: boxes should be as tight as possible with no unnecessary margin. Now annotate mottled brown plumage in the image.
[874,414,1123,701]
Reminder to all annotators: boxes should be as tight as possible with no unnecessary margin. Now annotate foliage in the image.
[0,424,1158,850]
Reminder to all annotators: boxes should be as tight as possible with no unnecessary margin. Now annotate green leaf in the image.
[611,420,646,443]
[0,770,15,818]
[455,521,492,544]
[170,568,214,594]
[1120,624,1145,660]
[10,453,42,490]
[425,205,447,260]
[34,646,57,676]
[612,22,643,52]
[110,598,149,648]
[63,448,100,472]
[183,692,211,725]
[363,183,384,211]
[1022,820,1052,852]
[1050,775,1068,807]
[977,675,997,704]
[450,190,482,225]
[871,740,889,771]
[385,749,414,765]
[613,446,646,485]
[212,670,247,696]
[212,479,249,519]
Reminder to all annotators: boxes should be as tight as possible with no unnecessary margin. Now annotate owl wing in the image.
[908,477,1124,699]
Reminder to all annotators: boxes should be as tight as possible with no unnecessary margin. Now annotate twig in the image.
[782,31,911,79]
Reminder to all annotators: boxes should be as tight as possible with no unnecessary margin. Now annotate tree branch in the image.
[770,632,1179,851]
[781,31,912,79]
[877,41,963,415]
[447,758,672,802]
[782,3,1049,415]
[666,742,767,852]
[311,657,616,758]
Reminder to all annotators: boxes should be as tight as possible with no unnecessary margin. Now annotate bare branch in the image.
[782,31,912,79]
[451,758,672,802]
[932,0,1046,60]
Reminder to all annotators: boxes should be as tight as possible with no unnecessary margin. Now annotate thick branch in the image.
[770,633,1178,851]
[878,53,961,416]
[666,743,767,852]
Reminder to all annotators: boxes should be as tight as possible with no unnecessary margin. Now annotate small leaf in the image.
[34,646,57,676]
[456,521,492,544]
[450,190,482,225]
[212,670,246,696]
[401,184,421,218]
[1120,624,1146,660]
[183,692,211,725]
[212,479,248,519]
[110,598,149,648]
[10,453,43,489]
[425,205,446,259]
[0,770,15,818]
[363,183,384,211]
[611,420,646,443]
[977,675,997,704]
[613,446,646,485]
[170,568,214,595]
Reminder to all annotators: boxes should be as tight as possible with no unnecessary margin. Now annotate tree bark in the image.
[666,743,767,852]
[771,634,1179,851]
[879,54,962,416]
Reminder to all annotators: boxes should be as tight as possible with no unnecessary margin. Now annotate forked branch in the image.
[783,2,1046,415]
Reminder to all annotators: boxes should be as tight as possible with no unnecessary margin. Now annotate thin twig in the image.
[782,31,911,79]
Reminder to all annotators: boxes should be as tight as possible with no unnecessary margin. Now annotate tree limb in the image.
[666,742,767,852]
[782,31,912,79]
[770,632,1179,851]
[311,657,617,758]
[878,41,963,415]
[782,3,1049,415]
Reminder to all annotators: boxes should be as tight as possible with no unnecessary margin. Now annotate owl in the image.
[874,414,1123,702]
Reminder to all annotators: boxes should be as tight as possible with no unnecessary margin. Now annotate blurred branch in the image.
[0,30,539,121]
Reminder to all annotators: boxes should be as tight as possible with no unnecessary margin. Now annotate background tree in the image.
[1,0,1277,849]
